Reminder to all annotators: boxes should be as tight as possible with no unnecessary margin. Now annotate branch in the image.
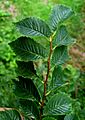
[40,36,53,120]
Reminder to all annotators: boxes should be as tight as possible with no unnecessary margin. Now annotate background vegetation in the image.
[0,0,85,119]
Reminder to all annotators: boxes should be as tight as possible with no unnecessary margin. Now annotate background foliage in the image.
[0,0,85,119]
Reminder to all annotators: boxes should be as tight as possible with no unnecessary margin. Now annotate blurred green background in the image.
[0,0,85,119]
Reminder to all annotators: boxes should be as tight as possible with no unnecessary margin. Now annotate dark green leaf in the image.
[52,46,69,65]
[16,17,51,37]
[43,116,56,120]
[19,100,40,120]
[16,61,36,78]
[9,37,47,61]
[44,93,71,116]
[0,110,22,120]
[51,66,64,89]
[53,26,75,46]
[50,4,73,31]
[13,76,40,102]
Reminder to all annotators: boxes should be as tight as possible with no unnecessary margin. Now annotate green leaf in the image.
[64,114,75,120]
[43,116,56,120]
[16,17,51,37]
[13,76,40,102]
[0,110,22,120]
[44,93,71,116]
[51,66,64,89]
[50,4,73,31]
[34,78,44,99]
[53,26,75,46]
[19,99,40,120]
[16,61,36,78]
[9,37,47,61]
[52,46,69,65]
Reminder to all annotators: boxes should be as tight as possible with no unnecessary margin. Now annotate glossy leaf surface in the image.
[9,37,47,61]
[44,93,71,115]
[16,17,51,37]
[52,46,69,65]
[53,26,75,46]
[50,4,73,31]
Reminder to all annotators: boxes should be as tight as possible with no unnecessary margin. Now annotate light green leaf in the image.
[19,100,40,120]
[0,110,22,120]
[9,37,47,61]
[50,4,73,31]
[16,61,36,78]
[16,17,51,37]
[13,76,41,102]
[53,26,75,46]
[43,116,56,120]
[44,93,71,116]
[52,46,69,65]
[51,66,64,89]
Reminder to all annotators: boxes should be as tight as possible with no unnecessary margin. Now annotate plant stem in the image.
[40,36,53,120]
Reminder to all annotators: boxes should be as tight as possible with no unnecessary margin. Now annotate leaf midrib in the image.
[21,26,47,37]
